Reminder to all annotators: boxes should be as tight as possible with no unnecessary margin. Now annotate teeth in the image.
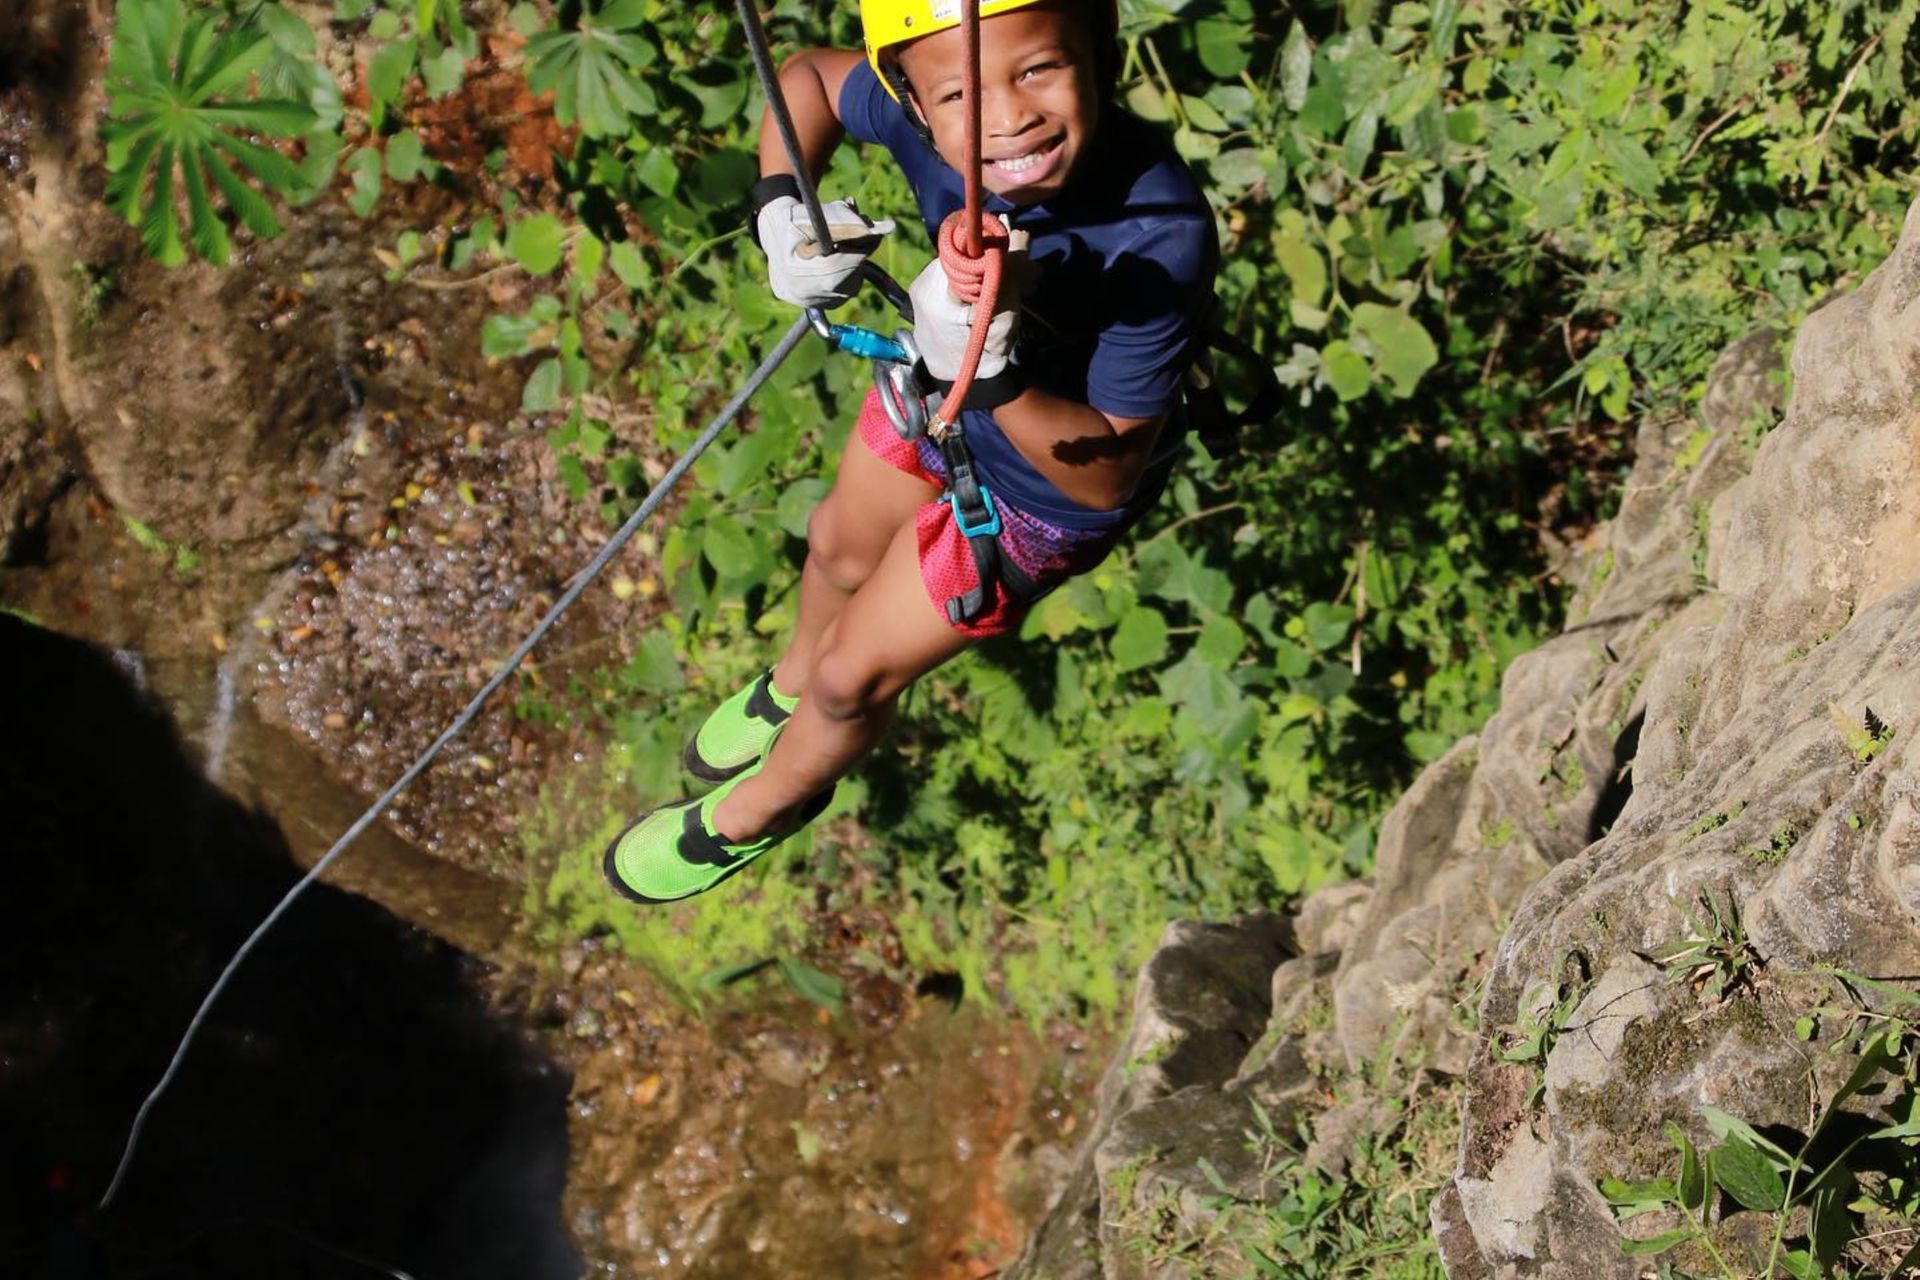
[992,147,1049,173]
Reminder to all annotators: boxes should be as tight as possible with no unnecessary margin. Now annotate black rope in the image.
[736,0,836,250]
[97,315,814,1211]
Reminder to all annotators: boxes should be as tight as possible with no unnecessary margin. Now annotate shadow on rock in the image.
[0,615,580,1280]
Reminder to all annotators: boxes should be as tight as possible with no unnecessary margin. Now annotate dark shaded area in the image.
[0,616,580,1280]
[1588,708,1644,843]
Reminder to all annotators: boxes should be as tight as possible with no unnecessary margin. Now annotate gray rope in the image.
[736,0,837,251]
[97,314,815,1211]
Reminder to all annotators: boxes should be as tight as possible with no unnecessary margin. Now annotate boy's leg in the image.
[770,419,939,697]
[717,514,971,840]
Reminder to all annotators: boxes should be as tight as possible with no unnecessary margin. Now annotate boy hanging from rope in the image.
[605,0,1218,902]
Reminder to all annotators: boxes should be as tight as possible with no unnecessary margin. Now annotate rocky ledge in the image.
[1013,197,1920,1279]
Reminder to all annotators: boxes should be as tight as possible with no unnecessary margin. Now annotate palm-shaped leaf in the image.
[103,0,319,266]
[524,0,661,140]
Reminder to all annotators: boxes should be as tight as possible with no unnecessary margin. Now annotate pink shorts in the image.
[854,389,1129,639]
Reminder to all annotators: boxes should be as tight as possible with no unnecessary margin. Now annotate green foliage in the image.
[1601,977,1920,1278]
[1213,1089,1458,1279]
[1831,702,1897,764]
[106,0,1920,1022]
[335,0,477,131]
[1645,892,1764,1005]
[103,0,322,265]
[524,0,662,139]
[1495,950,1592,1106]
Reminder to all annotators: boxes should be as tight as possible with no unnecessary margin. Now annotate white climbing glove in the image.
[908,229,1030,384]
[755,194,896,310]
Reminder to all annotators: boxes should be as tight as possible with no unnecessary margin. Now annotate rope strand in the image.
[96,316,814,1212]
[933,0,1006,435]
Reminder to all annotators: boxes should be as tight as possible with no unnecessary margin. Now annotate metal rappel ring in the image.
[875,328,929,441]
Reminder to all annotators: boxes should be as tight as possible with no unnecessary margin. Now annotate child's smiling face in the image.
[895,1,1101,206]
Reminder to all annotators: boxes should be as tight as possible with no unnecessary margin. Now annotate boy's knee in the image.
[808,645,891,722]
[806,501,880,592]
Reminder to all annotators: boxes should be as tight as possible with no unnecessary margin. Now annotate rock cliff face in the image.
[1013,200,1920,1278]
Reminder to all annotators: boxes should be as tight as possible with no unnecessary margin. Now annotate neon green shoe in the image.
[684,670,800,783]
[603,765,833,904]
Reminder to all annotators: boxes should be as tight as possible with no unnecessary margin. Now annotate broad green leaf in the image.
[555,453,589,501]
[1197,614,1246,665]
[1667,1122,1707,1212]
[609,240,649,288]
[1158,649,1248,738]
[521,358,563,413]
[507,214,566,274]
[1302,602,1354,651]
[1209,147,1270,195]
[634,146,679,198]
[364,37,415,125]
[524,0,660,139]
[685,73,750,130]
[1320,340,1371,400]
[1701,1106,1796,1163]
[702,519,761,578]
[1600,130,1662,199]
[482,310,546,357]
[1280,22,1312,113]
[1341,105,1380,174]
[256,3,314,55]
[776,957,844,1013]
[1352,303,1439,396]
[572,231,605,287]
[1710,1137,1785,1211]
[1777,1249,1816,1280]
[1196,17,1252,78]
[1273,219,1327,305]
[1111,607,1169,673]
[421,44,465,97]
[622,629,684,694]
[103,0,316,266]
[1620,1227,1694,1256]
[345,144,382,216]
[1182,94,1230,134]
[775,478,827,539]
[385,129,427,181]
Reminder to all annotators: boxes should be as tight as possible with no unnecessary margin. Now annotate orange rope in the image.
[933,0,1006,436]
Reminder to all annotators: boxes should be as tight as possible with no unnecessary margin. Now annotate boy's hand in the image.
[756,193,895,310]
[909,230,1031,384]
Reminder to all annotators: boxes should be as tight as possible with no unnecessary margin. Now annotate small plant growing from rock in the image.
[1828,703,1896,765]
[1740,818,1801,865]
[1600,990,1920,1278]
[1685,801,1746,841]
[1495,950,1592,1107]
[1643,892,1762,1005]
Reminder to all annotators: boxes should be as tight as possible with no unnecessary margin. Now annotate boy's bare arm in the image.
[759,49,866,181]
[993,390,1164,511]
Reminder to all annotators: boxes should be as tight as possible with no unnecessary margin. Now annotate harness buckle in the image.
[948,483,1002,539]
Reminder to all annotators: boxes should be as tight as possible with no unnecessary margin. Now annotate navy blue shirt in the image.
[838,60,1218,531]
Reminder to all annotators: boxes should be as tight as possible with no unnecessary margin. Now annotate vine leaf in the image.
[103,0,318,266]
[523,0,660,139]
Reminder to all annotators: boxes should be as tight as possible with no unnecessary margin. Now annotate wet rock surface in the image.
[0,618,579,1279]
[1012,202,1920,1278]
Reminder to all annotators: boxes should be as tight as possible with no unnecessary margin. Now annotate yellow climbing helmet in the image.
[861,0,1118,101]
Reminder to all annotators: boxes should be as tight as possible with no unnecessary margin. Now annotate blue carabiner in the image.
[828,324,912,364]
